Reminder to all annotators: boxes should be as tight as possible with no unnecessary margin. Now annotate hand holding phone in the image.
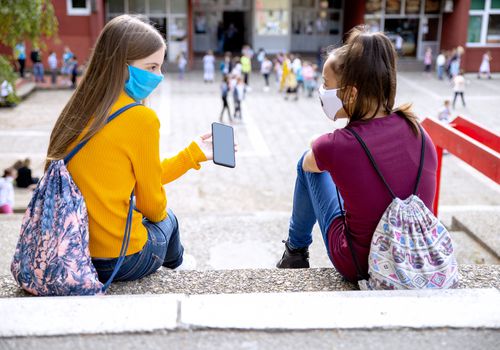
[212,122,236,168]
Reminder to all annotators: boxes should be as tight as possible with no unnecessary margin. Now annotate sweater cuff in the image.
[185,141,207,170]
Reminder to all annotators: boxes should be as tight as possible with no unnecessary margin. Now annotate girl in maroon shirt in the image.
[276,26,437,282]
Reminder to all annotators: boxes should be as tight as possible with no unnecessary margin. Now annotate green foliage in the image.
[0,0,58,105]
[0,0,58,48]
[0,55,20,105]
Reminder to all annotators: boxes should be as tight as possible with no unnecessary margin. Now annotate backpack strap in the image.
[413,125,426,195]
[344,128,396,199]
[101,190,134,291]
[61,102,140,292]
[64,102,141,164]
[337,124,426,282]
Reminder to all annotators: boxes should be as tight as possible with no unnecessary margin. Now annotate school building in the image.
[5,0,500,72]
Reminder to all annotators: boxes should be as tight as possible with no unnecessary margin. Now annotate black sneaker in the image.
[276,241,310,269]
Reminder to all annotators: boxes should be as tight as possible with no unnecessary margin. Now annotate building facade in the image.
[2,0,499,72]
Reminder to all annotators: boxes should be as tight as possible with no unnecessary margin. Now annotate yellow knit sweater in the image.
[66,91,206,258]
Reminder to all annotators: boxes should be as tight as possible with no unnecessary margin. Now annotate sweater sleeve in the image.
[131,109,167,223]
[161,141,207,185]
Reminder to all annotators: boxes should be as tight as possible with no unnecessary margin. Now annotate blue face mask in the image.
[125,65,164,101]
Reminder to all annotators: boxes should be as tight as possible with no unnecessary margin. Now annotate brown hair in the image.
[329,26,420,134]
[45,15,165,170]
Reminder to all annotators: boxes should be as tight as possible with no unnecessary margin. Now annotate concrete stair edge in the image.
[1,288,499,338]
[452,216,500,260]
[1,265,499,299]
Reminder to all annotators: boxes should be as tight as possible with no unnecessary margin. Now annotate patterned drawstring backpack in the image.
[336,125,459,290]
[11,103,140,296]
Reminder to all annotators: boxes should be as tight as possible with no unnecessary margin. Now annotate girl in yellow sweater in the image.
[45,15,213,282]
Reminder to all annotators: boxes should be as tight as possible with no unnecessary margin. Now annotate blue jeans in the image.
[33,63,44,82]
[437,65,444,80]
[92,208,184,282]
[287,152,344,257]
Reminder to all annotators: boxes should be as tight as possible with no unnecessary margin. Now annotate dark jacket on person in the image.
[16,166,33,188]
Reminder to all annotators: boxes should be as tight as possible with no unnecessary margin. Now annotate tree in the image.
[0,0,58,104]
[0,0,58,47]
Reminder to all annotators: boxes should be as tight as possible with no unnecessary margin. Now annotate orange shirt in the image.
[67,91,206,258]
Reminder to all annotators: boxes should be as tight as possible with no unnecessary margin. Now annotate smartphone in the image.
[212,122,235,168]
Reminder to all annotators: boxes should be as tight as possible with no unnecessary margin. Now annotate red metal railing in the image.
[421,116,500,216]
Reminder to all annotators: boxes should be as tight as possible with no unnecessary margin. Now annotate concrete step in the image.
[2,211,499,277]
[1,289,499,340]
[15,79,36,100]
[452,212,500,259]
[2,328,498,350]
[1,264,499,299]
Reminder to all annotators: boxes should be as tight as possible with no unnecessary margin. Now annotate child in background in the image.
[424,47,432,73]
[48,51,58,85]
[0,168,16,214]
[220,52,233,76]
[302,61,316,97]
[220,75,232,123]
[231,57,242,79]
[233,77,245,120]
[260,56,273,91]
[284,72,299,101]
[70,56,79,89]
[478,51,492,79]
[62,46,74,86]
[436,51,446,80]
[177,52,187,80]
[437,100,452,124]
[452,70,466,109]
[203,50,215,83]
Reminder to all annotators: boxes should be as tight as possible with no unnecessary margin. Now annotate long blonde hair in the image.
[45,15,165,170]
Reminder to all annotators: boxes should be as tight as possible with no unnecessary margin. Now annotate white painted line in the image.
[182,289,500,329]
[241,101,271,157]
[466,95,500,100]
[397,74,443,101]
[1,294,181,337]
[0,153,46,157]
[440,205,500,212]
[453,157,500,195]
[0,130,49,136]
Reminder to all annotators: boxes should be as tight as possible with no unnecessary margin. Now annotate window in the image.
[425,0,441,14]
[487,14,500,43]
[405,0,421,14]
[291,0,341,35]
[365,0,383,14]
[468,16,483,43]
[108,0,124,13]
[67,0,91,16]
[471,0,486,10]
[386,0,401,14]
[468,0,500,45]
[255,0,289,35]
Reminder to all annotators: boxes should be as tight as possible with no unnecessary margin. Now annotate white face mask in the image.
[318,85,343,121]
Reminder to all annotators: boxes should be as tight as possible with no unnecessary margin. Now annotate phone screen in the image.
[212,122,235,168]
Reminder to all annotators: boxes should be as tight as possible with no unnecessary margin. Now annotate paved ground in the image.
[0,70,499,272]
[2,328,498,350]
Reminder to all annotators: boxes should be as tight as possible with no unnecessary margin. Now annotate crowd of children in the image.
[0,158,39,214]
[199,47,321,124]
[13,43,80,88]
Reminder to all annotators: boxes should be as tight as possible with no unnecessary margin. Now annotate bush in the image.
[0,55,20,106]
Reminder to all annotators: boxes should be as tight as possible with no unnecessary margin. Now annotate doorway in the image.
[385,18,420,57]
[223,11,245,53]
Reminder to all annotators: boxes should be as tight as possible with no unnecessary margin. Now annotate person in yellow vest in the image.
[45,15,235,282]
[280,55,292,92]
[241,54,252,85]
